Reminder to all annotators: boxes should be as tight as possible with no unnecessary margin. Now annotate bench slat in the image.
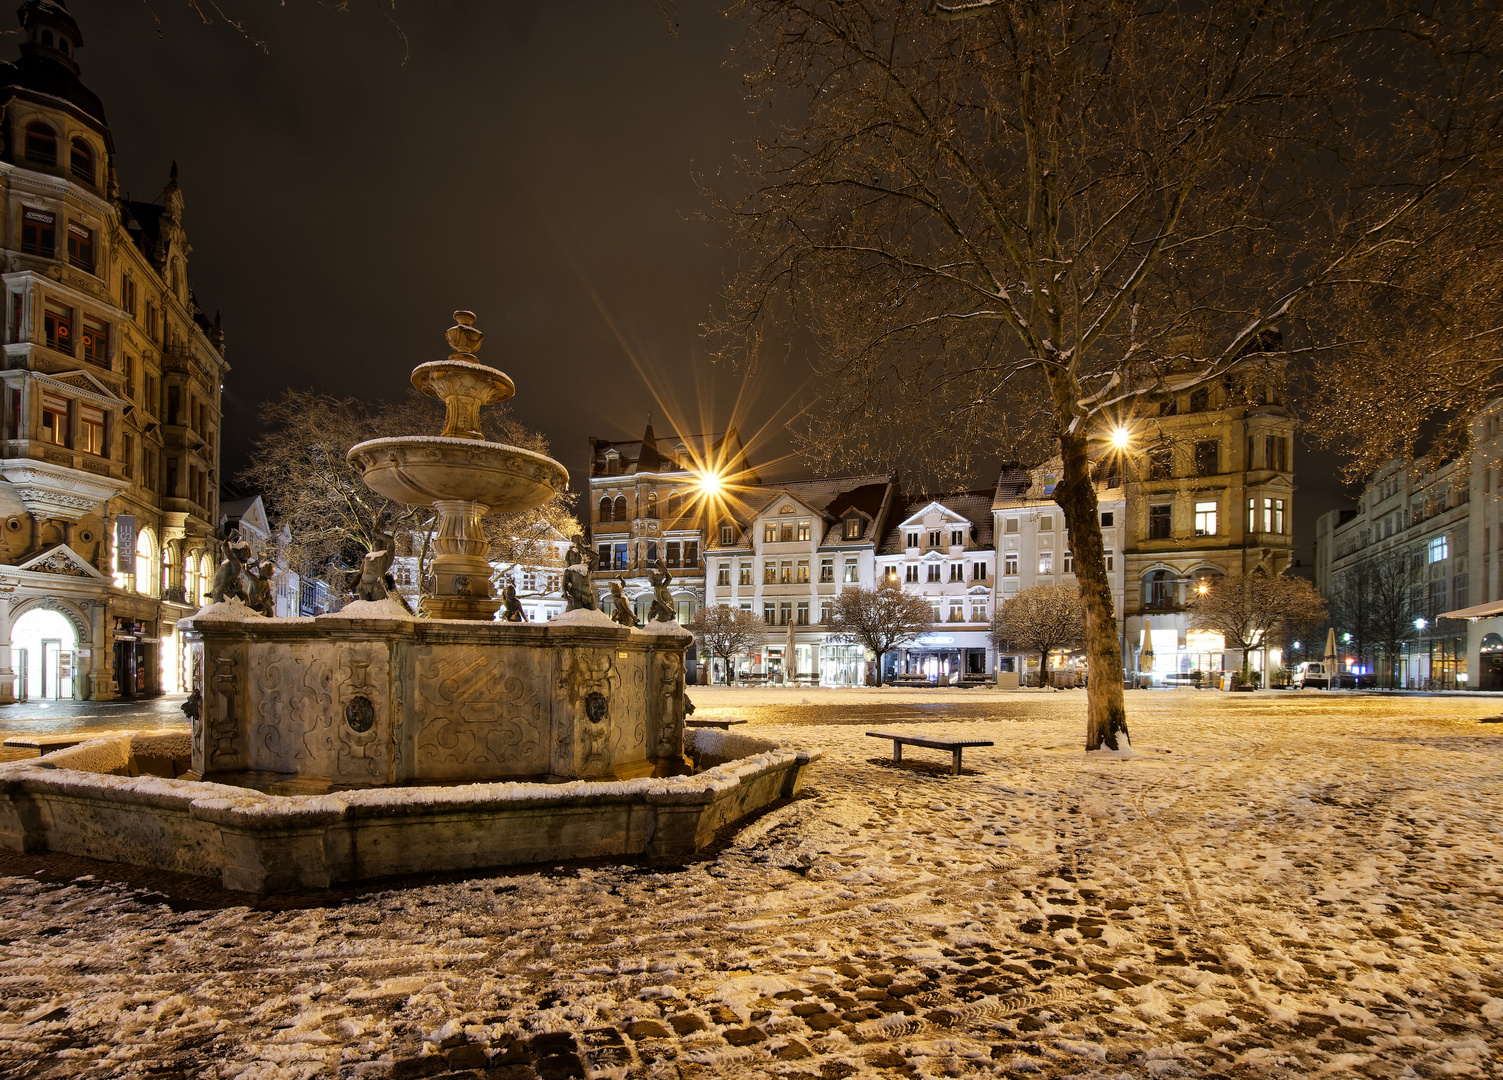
[865,731,994,749]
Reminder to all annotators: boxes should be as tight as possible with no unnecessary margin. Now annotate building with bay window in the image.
[0,1,228,700]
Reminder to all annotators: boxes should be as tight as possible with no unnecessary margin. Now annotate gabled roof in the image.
[880,490,995,554]
[701,474,898,550]
[15,543,107,580]
[589,424,758,482]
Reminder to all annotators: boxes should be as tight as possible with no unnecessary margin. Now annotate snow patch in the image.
[547,607,620,629]
[320,597,416,621]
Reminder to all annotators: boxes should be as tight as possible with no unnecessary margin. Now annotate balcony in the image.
[0,441,128,521]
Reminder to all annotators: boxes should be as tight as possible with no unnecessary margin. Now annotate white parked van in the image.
[1292,661,1330,689]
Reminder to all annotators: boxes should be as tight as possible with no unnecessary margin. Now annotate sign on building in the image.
[115,515,136,573]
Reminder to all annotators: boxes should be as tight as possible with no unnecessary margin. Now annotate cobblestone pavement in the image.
[1,691,1502,1078]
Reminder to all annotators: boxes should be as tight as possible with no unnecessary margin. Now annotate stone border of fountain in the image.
[0,729,819,894]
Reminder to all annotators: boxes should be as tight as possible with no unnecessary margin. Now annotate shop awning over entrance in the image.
[1438,600,1503,620]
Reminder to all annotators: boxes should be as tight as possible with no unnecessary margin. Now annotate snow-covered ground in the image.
[2,691,1502,1078]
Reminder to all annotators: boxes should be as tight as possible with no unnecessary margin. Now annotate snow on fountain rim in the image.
[319,597,417,620]
[1,728,819,821]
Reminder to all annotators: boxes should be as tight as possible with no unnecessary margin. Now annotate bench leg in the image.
[893,741,902,764]
[952,748,963,775]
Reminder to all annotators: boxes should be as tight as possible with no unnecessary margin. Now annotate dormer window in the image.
[843,514,861,540]
[24,122,57,167]
[39,28,52,47]
[70,139,93,185]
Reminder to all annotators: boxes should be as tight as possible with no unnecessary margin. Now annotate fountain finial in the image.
[446,310,483,360]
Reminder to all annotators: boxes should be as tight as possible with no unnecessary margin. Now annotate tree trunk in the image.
[1039,649,1049,688]
[1054,428,1129,750]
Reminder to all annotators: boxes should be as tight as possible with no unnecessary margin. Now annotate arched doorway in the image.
[1480,632,1503,691]
[12,607,78,700]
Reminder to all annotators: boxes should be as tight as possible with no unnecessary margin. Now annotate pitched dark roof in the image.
[0,3,109,144]
[879,490,995,554]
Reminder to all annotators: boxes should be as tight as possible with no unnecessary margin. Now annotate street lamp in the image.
[1415,617,1427,630]
[697,470,723,497]
[1110,426,1132,450]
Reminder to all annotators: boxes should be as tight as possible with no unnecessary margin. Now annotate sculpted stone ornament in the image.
[246,560,276,617]
[500,582,527,622]
[647,560,676,622]
[608,580,639,628]
[352,529,394,602]
[207,536,251,605]
[563,543,598,612]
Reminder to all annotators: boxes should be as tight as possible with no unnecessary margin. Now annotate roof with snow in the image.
[879,491,995,554]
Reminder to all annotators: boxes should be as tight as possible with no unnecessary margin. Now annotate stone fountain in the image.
[0,312,818,893]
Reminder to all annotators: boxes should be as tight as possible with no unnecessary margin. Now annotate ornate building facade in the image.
[0,1,227,701]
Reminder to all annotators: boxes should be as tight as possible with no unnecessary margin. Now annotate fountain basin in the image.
[346,434,567,512]
[0,730,819,893]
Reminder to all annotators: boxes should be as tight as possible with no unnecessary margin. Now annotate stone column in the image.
[0,582,16,704]
[87,600,113,701]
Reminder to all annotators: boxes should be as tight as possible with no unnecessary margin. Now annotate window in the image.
[1149,503,1172,540]
[21,207,55,256]
[1105,550,1114,572]
[676,599,695,624]
[9,291,20,344]
[1039,552,1054,575]
[645,540,659,566]
[926,563,941,583]
[167,385,181,425]
[122,431,134,479]
[25,122,56,166]
[820,557,834,583]
[948,602,964,623]
[1194,500,1218,537]
[973,562,987,581]
[1038,515,1053,532]
[764,602,776,624]
[1005,518,1019,533]
[522,569,537,592]
[844,515,861,540]
[135,530,156,597]
[666,491,681,518]
[798,520,811,541]
[780,601,793,625]
[1194,440,1219,477]
[764,523,777,543]
[1063,551,1074,574]
[928,529,941,547]
[1261,498,1285,534]
[613,543,628,570]
[844,558,858,582]
[1248,497,1258,532]
[905,564,918,583]
[614,495,627,521]
[599,496,613,522]
[763,560,776,584]
[665,541,681,568]
[598,543,612,568]
[885,566,898,584]
[972,603,987,622]
[1101,511,1114,527]
[79,404,104,455]
[780,521,794,543]
[945,563,959,582]
[645,492,658,519]
[1454,573,1469,610]
[720,523,734,545]
[820,601,833,624]
[683,541,698,567]
[796,559,809,583]
[1429,536,1450,563]
[1189,386,1209,412]
[739,561,752,585]
[66,222,94,272]
[121,274,137,317]
[779,560,792,583]
[40,392,68,445]
[1005,553,1018,576]
[796,601,809,625]
[952,529,964,546]
[1144,569,1176,608]
[1265,435,1288,472]
[906,532,918,547]
[1148,445,1172,480]
[81,317,107,366]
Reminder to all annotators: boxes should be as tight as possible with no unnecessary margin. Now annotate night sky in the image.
[66,0,1352,559]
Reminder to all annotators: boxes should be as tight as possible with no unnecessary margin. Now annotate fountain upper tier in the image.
[347,311,568,516]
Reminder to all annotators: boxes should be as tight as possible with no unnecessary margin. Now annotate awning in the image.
[1438,600,1503,620]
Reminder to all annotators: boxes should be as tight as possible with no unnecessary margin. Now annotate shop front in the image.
[892,633,992,684]
[111,617,159,699]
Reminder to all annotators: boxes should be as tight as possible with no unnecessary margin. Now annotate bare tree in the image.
[1188,573,1328,685]
[686,604,767,684]
[829,583,936,686]
[715,1,1499,748]
[1360,557,1423,689]
[242,389,574,598]
[991,582,1085,687]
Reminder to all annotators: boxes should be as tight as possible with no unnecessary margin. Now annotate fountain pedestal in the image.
[426,499,500,620]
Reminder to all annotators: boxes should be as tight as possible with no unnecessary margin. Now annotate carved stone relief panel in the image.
[247,642,336,776]
[206,642,247,772]
[651,646,687,760]
[334,642,391,783]
[412,643,550,780]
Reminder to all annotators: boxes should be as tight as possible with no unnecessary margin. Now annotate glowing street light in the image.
[1110,426,1132,450]
[697,470,723,497]
[1415,617,1428,630]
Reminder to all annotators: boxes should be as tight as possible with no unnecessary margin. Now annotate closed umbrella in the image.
[1138,618,1155,686]
[1324,627,1338,690]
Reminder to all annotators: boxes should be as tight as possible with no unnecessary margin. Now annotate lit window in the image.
[44,301,71,354]
[739,561,751,585]
[1429,536,1450,563]
[843,558,858,582]
[948,602,964,623]
[780,560,792,583]
[796,560,809,583]
[1194,501,1218,537]
[79,404,104,455]
[781,521,794,543]
[972,604,987,622]
[81,316,108,366]
[820,557,833,583]
[764,523,776,543]
[844,516,861,540]
[763,561,776,584]
[1039,552,1054,575]
[798,520,811,541]
[40,392,68,445]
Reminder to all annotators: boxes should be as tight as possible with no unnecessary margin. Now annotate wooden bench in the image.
[685,718,748,731]
[867,730,995,775]
[2,732,133,754]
